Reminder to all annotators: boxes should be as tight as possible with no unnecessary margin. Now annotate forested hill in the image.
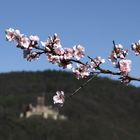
[0,70,140,140]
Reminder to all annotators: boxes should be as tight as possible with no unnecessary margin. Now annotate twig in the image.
[69,59,87,66]
[66,73,99,99]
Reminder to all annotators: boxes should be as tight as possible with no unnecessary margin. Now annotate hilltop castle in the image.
[20,96,66,120]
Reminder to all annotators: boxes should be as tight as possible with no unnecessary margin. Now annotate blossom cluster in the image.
[5,28,40,61]
[5,28,106,79]
[131,40,140,55]
[90,56,105,70]
[72,56,105,79]
[5,28,140,106]
[5,28,39,49]
[41,33,85,69]
[109,43,131,83]
[5,28,86,68]
[109,44,128,64]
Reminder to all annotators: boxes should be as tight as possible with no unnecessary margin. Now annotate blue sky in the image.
[1,0,140,86]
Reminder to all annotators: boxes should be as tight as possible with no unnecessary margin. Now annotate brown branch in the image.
[97,67,121,75]
[69,59,87,66]
[31,44,140,83]
[128,76,140,82]
[96,67,140,82]
[113,40,116,48]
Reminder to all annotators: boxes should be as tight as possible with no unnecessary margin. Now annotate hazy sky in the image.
[1,0,140,85]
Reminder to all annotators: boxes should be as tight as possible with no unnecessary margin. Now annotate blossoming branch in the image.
[5,28,140,106]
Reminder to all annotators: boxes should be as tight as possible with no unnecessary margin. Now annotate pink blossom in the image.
[5,28,23,42]
[5,28,16,41]
[109,44,128,64]
[26,52,38,61]
[41,34,62,52]
[51,33,62,49]
[54,47,64,55]
[29,35,39,46]
[58,59,72,69]
[131,40,140,55]
[63,48,74,60]
[18,36,30,49]
[5,28,25,43]
[14,29,23,38]
[5,28,31,49]
[47,54,60,64]
[108,51,117,64]
[73,45,85,60]
[118,59,131,75]
[66,64,73,69]
[72,64,90,79]
[53,91,65,106]
[53,42,62,49]
[90,56,105,69]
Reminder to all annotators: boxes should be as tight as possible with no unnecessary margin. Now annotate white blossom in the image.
[29,35,39,46]
[5,28,16,41]
[109,43,128,64]
[118,59,132,76]
[131,40,140,55]
[53,91,65,106]
[72,64,90,79]
[63,48,74,60]
[73,45,85,60]
[18,36,30,49]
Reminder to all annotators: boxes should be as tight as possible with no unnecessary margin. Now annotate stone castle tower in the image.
[20,96,66,120]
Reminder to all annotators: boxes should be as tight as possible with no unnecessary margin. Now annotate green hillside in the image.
[0,70,140,140]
